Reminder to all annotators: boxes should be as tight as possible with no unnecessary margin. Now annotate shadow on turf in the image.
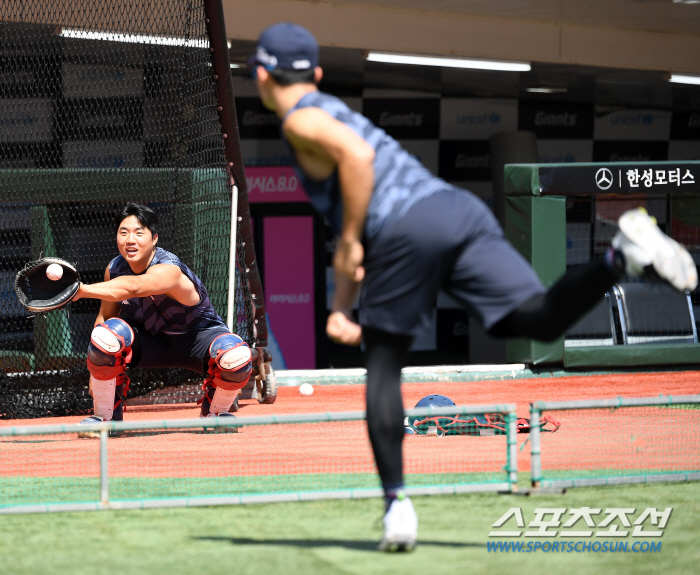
[194,536,485,550]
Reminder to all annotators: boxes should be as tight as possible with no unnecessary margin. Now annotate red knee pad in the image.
[207,334,252,390]
[87,352,131,381]
[207,356,251,391]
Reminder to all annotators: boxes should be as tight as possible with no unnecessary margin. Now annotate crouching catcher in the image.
[74,202,258,432]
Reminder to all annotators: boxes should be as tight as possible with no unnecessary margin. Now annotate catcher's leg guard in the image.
[200,334,252,416]
[86,318,134,421]
[199,382,239,417]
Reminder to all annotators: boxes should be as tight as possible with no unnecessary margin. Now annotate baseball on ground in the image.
[299,383,314,396]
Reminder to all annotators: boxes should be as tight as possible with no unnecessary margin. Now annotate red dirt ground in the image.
[1,372,698,479]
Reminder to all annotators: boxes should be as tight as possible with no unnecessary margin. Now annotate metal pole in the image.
[227,184,239,331]
[203,0,269,347]
[529,406,542,488]
[506,411,518,491]
[99,429,109,506]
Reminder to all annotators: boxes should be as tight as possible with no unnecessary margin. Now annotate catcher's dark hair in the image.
[269,67,315,86]
[116,203,159,237]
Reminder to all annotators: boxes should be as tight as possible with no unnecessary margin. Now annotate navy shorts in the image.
[359,186,546,337]
[126,323,231,374]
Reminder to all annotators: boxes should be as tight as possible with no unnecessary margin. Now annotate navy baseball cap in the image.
[248,22,319,72]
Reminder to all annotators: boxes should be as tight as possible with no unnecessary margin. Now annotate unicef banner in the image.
[0,98,53,142]
[594,109,672,141]
[63,140,143,168]
[246,166,310,203]
[537,140,593,164]
[439,98,518,140]
[62,63,143,99]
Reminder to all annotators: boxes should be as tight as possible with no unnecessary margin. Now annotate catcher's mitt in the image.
[14,257,81,313]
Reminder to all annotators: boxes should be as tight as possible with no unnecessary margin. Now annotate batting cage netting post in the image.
[529,394,700,489]
[0,0,271,418]
[0,404,517,514]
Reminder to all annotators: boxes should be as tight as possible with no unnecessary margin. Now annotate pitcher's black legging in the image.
[365,257,621,490]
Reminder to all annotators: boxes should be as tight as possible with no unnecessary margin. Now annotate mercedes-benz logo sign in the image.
[595,168,613,190]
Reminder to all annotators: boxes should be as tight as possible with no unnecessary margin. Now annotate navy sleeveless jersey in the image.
[109,247,227,335]
[282,91,448,240]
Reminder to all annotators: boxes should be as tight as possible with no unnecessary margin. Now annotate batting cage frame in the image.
[0,0,274,416]
[529,394,700,489]
[0,404,518,514]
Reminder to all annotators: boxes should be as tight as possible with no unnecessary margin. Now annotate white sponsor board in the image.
[0,98,53,143]
[594,108,672,141]
[62,63,143,99]
[63,141,143,168]
[440,99,518,140]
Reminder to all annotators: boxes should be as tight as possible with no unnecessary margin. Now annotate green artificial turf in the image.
[0,481,698,575]
[0,472,506,507]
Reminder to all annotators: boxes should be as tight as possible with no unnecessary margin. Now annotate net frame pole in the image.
[99,429,109,506]
[529,405,542,488]
[203,0,269,347]
[530,394,700,489]
[506,411,518,490]
[0,403,515,514]
[226,183,239,331]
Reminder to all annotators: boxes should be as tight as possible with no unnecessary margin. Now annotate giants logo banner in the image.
[519,102,594,140]
[671,112,700,140]
[439,140,491,181]
[362,98,439,139]
[236,97,281,139]
[592,141,668,163]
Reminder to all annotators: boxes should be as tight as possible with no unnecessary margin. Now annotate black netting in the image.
[0,0,253,418]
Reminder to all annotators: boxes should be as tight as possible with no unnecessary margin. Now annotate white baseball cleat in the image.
[77,415,123,438]
[201,411,240,433]
[378,495,418,552]
[613,208,698,292]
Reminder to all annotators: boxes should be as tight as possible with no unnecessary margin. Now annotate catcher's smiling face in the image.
[117,215,158,272]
